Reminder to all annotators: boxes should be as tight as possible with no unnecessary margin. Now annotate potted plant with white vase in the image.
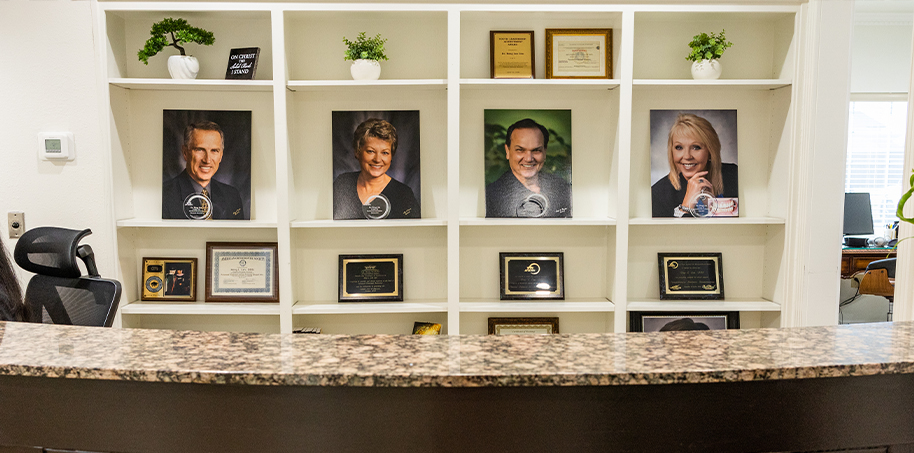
[686,30,733,80]
[343,32,389,81]
[137,18,215,80]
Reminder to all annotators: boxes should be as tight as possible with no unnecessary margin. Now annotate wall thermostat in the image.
[37,132,75,161]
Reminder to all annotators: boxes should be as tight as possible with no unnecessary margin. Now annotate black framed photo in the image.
[488,317,560,335]
[658,252,724,300]
[205,242,279,303]
[332,111,421,220]
[629,311,739,332]
[141,258,197,301]
[484,109,572,218]
[650,109,738,218]
[162,110,252,220]
[499,252,564,300]
[339,254,404,302]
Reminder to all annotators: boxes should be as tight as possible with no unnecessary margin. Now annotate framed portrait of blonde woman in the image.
[650,109,738,218]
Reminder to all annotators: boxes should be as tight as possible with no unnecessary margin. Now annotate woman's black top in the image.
[332,172,421,220]
[651,163,739,218]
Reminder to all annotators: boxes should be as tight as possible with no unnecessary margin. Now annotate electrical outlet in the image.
[8,212,24,239]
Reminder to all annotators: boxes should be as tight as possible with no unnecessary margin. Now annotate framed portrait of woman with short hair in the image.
[650,109,738,218]
[331,110,421,220]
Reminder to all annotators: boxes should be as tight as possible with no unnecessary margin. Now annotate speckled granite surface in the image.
[0,321,913,387]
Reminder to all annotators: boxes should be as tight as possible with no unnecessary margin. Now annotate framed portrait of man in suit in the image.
[162,110,252,220]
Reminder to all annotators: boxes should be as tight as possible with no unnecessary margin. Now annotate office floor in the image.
[840,277,891,324]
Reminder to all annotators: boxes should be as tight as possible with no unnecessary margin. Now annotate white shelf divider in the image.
[116,219,278,229]
[460,299,615,313]
[291,219,446,228]
[633,79,792,90]
[286,79,447,91]
[460,79,620,91]
[626,299,781,312]
[293,301,449,315]
[120,302,281,316]
[109,78,274,92]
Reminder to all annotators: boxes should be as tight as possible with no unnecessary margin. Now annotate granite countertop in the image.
[0,320,912,387]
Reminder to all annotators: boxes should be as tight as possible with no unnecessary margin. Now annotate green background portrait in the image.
[484,109,572,185]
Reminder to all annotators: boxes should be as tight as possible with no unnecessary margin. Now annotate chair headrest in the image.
[13,227,92,278]
[866,258,896,279]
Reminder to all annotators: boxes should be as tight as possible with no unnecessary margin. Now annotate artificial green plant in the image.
[137,18,215,65]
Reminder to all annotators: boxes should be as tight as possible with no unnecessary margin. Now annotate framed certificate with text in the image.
[205,242,279,302]
[657,253,724,300]
[488,317,560,335]
[499,252,564,300]
[339,254,404,302]
[545,28,612,79]
[490,30,535,79]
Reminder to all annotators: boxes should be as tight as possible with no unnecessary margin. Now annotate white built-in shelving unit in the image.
[96,1,803,335]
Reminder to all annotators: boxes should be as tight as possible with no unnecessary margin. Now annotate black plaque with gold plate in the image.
[499,252,564,300]
[657,253,724,300]
[339,254,403,302]
[142,258,197,301]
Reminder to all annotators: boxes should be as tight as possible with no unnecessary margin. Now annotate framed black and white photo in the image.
[629,311,739,332]
[332,111,421,220]
[162,110,252,220]
[650,109,738,218]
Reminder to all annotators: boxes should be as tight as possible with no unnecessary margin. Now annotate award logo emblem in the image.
[516,193,548,218]
[145,276,163,293]
[183,193,213,220]
[362,194,391,220]
[524,263,541,274]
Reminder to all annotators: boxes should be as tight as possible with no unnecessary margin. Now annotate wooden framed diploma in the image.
[490,30,535,79]
[545,28,612,79]
[339,254,404,302]
[205,242,279,302]
[499,252,564,300]
[657,253,724,300]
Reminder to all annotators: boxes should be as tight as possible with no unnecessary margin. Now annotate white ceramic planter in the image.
[168,55,200,80]
[350,59,381,80]
[691,59,722,80]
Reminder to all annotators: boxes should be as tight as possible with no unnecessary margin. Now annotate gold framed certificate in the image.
[545,28,612,79]
[488,317,560,335]
[490,30,535,79]
[205,242,279,302]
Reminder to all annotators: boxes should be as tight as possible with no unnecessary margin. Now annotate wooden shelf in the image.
[293,301,448,315]
[120,302,280,316]
[109,78,273,92]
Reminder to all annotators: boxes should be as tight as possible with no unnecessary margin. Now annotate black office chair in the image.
[13,227,121,327]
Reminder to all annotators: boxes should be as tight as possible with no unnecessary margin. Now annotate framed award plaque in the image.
[141,258,197,301]
[499,252,564,300]
[545,28,613,79]
[657,253,724,300]
[205,242,279,302]
[490,30,535,79]
[488,317,559,335]
[339,254,404,302]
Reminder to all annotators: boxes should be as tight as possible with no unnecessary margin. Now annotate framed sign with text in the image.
[657,252,724,300]
[339,254,404,302]
[490,30,535,79]
[545,28,612,79]
[205,242,279,302]
[499,252,564,300]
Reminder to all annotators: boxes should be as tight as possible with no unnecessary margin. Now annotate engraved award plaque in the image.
[490,30,535,79]
[657,252,724,300]
[362,194,392,220]
[499,252,564,300]
[142,258,197,301]
[182,193,213,220]
[516,193,549,218]
[339,254,404,302]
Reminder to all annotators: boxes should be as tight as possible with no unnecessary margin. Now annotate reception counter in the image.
[2,321,914,452]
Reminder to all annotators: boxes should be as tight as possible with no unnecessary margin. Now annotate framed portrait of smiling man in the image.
[332,110,421,220]
[162,110,252,220]
[650,109,738,219]
[484,109,573,218]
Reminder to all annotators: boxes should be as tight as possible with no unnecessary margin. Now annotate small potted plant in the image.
[343,32,389,80]
[137,18,215,80]
[686,30,733,80]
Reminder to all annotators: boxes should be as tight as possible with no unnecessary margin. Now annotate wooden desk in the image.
[841,247,896,278]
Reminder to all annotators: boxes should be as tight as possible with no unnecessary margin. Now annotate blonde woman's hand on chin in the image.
[681,171,714,207]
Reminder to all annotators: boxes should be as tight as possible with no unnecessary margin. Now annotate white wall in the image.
[0,2,114,279]
[851,4,914,94]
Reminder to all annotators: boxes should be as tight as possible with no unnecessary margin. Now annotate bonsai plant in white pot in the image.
[137,18,215,80]
[686,30,733,80]
[343,32,389,80]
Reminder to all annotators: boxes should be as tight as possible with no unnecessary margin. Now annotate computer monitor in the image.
[844,192,875,236]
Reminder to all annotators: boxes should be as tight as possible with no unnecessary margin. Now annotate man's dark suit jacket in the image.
[162,170,246,220]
